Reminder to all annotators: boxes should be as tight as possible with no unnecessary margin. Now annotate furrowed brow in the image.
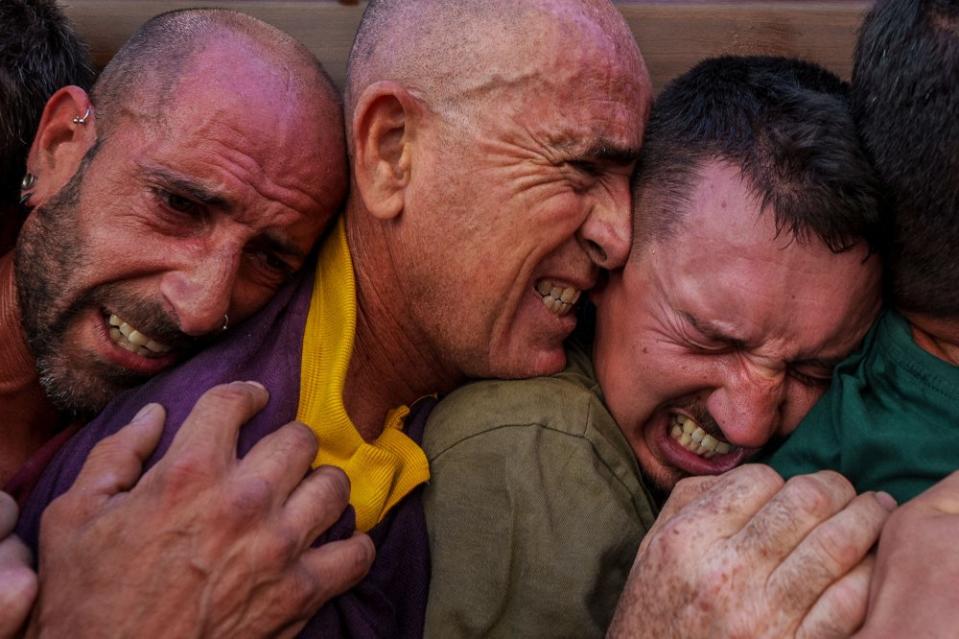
[683,311,749,350]
[140,164,233,211]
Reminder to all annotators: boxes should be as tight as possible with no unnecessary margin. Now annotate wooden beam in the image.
[61,0,870,90]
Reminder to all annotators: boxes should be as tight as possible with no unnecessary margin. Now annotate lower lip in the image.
[652,412,750,476]
[93,312,178,375]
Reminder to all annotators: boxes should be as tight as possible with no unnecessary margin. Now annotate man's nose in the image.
[159,252,238,337]
[577,177,632,270]
[706,366,786,449]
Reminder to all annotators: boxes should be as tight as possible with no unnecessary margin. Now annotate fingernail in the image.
[876,491,897,511]
[241,380,266,390]
[131,403,160,424]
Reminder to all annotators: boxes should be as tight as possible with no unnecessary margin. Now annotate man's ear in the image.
[351,82,421,221]
[26,86,98,206]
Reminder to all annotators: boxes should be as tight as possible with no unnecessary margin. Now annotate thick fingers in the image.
[768,491,893,618]
[71,403,165,499]
[669,465,786,539]
[299,533,375,609]
[0,493,17,538]
[797,555,875,639]
[284,466,353,547]
[734,471,857,564]
[239,421,319,503]
[0,536,37,639]
[164,382,269,469]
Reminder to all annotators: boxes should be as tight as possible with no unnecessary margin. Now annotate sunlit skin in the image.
[15,36,344,411]
[593,161,883,492]
[390,18,651,380]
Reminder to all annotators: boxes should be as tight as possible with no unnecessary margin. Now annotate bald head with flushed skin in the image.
[346,0,647,144]
[341,0,650,434]
[15,9,347,414]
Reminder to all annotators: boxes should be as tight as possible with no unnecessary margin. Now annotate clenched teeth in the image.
[108,314,172,358]
[535,280,582,316]
[669,414,734,458]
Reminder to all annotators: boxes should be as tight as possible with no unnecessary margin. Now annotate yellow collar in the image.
[296,218,430,532]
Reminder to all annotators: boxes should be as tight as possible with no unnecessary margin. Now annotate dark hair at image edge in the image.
[634,55,883,256]
[854,0,959,316]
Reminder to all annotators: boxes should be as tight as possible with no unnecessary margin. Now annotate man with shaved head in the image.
[2,8,362,637]
[15,0,647,636]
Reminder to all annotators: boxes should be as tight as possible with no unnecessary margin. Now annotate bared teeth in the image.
[669,414,734,458]
[535,279,582,317]
[106,313,172,357]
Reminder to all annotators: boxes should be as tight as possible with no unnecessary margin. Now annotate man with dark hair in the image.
[0,0,94,255]
[16,0,648,635]
[423,55,888,638]
[764,0,959,502]
[755,0,959,633]
[2,7,371,637]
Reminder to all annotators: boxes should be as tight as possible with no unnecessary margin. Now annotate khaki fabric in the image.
[423,342,657,639]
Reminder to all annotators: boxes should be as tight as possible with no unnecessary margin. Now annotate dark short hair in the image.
[854,0,959,316]
[634,56,882,255]
[0,0,93,210]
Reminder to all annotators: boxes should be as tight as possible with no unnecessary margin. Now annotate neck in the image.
[342,208,463,440]
[0,250,62,484]
[903,310,959,366]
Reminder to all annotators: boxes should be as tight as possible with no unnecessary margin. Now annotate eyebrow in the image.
[141,163,306,261]
[564,139,642,166]
[140,164,233,212]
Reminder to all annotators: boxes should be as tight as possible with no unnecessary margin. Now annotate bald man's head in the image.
[16,9,347,414]
[343,0,651,383]
[346,0,647,149]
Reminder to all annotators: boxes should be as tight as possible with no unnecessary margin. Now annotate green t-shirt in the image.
[422,342,658,639]
[762,309,959,502]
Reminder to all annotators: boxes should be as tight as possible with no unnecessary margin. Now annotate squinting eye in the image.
[567,160,602,177]
[248,249,293,279]
[789,368,832,388]
[157,189,200,216]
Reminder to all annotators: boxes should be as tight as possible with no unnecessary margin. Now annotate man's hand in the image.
[855,470,959,638]
[608,465,895,639]
[0,491,37,639]
[28,381,374,639]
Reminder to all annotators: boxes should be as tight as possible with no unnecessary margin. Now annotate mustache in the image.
[70,284,210,354]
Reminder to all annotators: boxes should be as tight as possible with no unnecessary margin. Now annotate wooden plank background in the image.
[61,0,872,91]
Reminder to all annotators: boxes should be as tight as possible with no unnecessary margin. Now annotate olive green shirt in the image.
[422,343,658,638]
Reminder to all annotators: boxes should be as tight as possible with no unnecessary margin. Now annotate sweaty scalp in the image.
[345,0,640,143]
[91,9,340,138]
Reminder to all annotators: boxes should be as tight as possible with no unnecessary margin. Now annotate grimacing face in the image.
[395,31,650,380]
[15,45,341,414]
[593,162,882,492]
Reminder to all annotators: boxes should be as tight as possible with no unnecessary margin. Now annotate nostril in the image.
[586,239,608,264]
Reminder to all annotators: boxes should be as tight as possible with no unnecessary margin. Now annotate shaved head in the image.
[93,9,340,139]
[346,0,646,146]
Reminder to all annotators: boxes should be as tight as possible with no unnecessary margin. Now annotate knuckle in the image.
[807,523,860,574]
[784,474,844,518]
[280,422,319,457]
[310,466,351,505]
[738,463,785,491]
[220,477,274,522]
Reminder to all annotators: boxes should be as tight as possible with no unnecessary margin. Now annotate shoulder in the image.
[424,343,605,456]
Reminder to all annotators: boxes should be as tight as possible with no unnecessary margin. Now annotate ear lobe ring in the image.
[222,314,230,332]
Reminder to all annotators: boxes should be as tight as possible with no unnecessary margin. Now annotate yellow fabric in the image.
[297,218,430,532]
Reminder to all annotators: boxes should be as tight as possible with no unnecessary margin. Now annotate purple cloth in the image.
[17,267,432,638]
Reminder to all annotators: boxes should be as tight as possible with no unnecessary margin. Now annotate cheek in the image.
[779,383,829,436]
